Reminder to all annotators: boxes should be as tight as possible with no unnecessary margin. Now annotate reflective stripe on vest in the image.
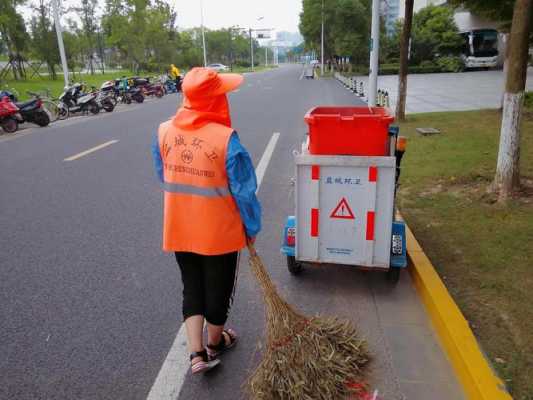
[163,181,231,197]
[158,120,246,255]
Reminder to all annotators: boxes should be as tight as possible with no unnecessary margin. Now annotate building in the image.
[381,0,401,35]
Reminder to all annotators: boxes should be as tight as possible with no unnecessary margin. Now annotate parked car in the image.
[207,63,229,72]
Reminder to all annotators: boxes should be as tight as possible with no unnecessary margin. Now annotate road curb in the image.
[403,219,512,400]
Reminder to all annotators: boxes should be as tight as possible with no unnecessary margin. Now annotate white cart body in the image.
[295,154,396,269]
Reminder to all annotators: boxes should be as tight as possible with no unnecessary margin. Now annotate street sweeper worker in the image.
[152,67,261,374]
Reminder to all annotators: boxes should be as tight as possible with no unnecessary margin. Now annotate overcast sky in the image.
[40,0,302,34]
[171,0,302,33]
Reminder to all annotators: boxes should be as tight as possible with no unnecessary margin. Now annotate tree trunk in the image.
[500,33,510,110]
[395,0,414,121]
[493,0,532,201]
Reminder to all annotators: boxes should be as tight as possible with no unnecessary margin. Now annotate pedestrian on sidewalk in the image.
[152,67,261,374]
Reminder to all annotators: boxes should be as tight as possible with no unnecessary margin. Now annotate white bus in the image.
[459,28,499,69]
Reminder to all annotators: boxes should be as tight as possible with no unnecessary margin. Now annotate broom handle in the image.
[247,243,291,308]
[247,243,258,257]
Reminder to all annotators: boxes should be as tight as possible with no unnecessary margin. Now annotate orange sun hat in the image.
[182,67,243,99]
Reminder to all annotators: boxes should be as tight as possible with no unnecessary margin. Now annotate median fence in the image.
[333,72,390,108]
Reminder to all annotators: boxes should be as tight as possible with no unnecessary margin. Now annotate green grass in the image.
[1,71,135,100]
[230,65,278,73]
[1,71,133,100]
[397,109,533,399]
[1,65,277,100]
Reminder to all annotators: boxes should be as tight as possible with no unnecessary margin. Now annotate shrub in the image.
[525,92,533,109]
[419,60,437,68]
[436,56,464,72]
[234,60,251,68]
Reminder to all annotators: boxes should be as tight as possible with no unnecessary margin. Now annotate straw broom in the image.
[246,244,370,400]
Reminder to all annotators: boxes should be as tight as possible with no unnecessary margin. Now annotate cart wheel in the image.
[387,267,401,284]
[287,256,303,275]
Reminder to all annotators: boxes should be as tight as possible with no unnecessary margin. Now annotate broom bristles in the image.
[246,245,370,399]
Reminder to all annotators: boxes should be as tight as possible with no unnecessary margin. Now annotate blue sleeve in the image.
[151,133,164,183]
[226,132,262,237]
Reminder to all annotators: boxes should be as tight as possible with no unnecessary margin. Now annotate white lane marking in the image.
[255,132,280,191]
[0,95,181,144]
[63,140,118,161]
[146,326,189,400]
[145,132,280,400]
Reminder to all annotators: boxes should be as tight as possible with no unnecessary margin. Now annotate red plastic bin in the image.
[304,106,394,156]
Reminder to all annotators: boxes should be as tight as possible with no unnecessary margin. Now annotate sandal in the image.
[206,328,238,359]
[190,349,220,374]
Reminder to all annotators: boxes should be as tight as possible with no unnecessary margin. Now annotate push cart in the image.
[281,106,408,284]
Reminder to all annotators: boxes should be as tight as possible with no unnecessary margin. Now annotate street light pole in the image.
[321,0,325,75]
[200,0,207,67]
[51,0,69,87]
[249,28,254,72]
[368,0,380,106]
[265,47,268,66]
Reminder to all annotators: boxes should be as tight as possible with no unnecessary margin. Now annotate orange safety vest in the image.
[158,120,246,255]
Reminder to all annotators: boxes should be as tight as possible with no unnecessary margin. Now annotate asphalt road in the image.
[1,65,464,400]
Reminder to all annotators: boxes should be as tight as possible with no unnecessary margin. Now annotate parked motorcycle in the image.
[127,86,144,103]
[0,96,23,133]
[140,80,164,98]
[159,74,181,94]
[58,83,100,119]
[16,98,50,127]
[0,90,51,127]
[130,76,161,99]
[97,91,116,112]
[90,86,115,112]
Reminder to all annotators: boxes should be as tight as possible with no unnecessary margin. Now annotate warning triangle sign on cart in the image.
[330,197,355,219]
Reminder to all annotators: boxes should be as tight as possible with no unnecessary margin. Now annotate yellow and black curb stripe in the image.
[403,220,512,399]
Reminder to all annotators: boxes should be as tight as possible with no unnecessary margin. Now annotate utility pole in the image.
[321,0,325,75]
[200,0,207,67]
[265,47,268,66]
[51,0,69,87]
[368,0,380,106]
[250,28,254,72]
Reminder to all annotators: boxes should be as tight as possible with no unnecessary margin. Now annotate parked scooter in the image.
[159,75,180,94]
[0,90,50,127]
[0,96,23,133]
[16,98,50,127]
[97,91,116,112]
[58,83,100,119]
[90,86,115,112]
[128,77,154,100]
[127,86,144,103]
[137,77,164,98]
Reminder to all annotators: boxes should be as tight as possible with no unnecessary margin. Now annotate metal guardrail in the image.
[333,72,390,107]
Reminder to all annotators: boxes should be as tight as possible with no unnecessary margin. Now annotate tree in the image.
[410,5,463,65]
[30,0,60,79]
[493,0,532,201]
[73,0,98,74]
[0,0,30,79]
[448,0,515,22]
[299,0,371,66]
[395,0,414,121]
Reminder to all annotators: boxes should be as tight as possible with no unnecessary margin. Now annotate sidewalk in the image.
[352,68,533,113]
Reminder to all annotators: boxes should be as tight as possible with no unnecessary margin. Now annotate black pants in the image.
[175,251,239,326]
